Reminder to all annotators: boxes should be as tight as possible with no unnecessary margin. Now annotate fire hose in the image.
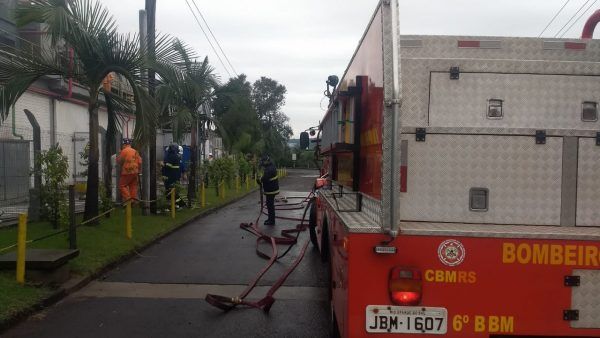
[205,186,315,313]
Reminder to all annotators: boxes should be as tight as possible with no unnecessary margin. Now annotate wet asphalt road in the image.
[3,168,328,338]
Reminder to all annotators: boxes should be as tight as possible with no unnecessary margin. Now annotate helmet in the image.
[122,138,132,145]
[178,146,183,155]
[260,154,270,166]
[168,143,178,153]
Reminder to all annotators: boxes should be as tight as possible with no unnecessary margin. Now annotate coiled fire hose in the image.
[205,186,315,313]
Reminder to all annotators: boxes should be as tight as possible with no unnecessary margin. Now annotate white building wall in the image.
[1,91,110,184]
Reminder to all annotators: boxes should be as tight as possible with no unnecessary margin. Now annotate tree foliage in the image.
[0,0,182,221]
[252,77,292,164]
[213,75,292,165]
[213,75,261,153]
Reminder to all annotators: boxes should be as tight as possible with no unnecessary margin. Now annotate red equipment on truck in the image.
[310,1,600,337]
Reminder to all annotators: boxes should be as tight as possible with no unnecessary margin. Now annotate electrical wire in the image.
[554,0,593,37]
[559,0,599,37]
[184,0,232,78]
[189,0,238,77]
[538,0,572,37]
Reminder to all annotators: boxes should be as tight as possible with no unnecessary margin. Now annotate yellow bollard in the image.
[246,175,250,190]
[16,213,27,285]
[200,182,206,208]
[171,188,176,219]
[125,201,132,239]
[220,180,226,199]
[236,175,240,192]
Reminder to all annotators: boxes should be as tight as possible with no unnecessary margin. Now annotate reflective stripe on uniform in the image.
[165,163,180,169]
[264,190,279,195]
[269,175,279,181]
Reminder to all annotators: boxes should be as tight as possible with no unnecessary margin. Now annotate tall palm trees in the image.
[0,1,220,217]
[0,0,160,221]
[154,40,219,204]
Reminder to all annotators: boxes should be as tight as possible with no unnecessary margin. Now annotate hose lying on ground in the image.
[205,188,315,313]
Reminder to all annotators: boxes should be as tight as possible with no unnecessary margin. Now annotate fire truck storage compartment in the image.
[571,269,600,328]
[429,72,600,130]
[576,137,600,226]
[399,133,565,226]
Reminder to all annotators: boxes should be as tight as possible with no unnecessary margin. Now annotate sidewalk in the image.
[0,183,258,331]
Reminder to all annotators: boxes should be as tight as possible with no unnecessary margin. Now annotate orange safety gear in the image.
[119,173,138,202]
[118,145,142,175]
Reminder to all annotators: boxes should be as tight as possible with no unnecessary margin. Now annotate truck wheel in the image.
[308,201,318,247]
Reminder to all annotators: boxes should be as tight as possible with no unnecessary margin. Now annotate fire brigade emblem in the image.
[437,239,466,266]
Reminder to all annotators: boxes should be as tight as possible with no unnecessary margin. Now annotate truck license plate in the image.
[365,305,447,334]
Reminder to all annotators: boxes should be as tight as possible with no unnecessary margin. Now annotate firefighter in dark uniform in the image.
[162,144,185,207]
[259,154,279,225]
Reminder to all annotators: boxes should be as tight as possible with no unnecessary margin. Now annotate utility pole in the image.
[146,0,157,214]
[139,9,150,216]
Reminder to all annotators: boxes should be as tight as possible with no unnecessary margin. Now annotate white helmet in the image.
[178,146,183,155]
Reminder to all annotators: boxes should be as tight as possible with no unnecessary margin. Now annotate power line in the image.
[554,0,593,37]
[538,0,572,37]
[184,0,232,78]
[189,0,238,77]
[559,0,598,37]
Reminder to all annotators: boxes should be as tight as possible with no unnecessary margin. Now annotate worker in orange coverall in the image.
[117,138,142,202]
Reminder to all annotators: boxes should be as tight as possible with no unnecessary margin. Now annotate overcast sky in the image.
[102,0,598,137]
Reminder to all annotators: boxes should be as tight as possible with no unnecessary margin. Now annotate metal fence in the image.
[0,124,81,225]
[0,125,33,223]
[0,123,219,225]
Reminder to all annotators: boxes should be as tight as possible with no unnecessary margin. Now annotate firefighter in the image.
[117,138,142,202]
[258,154,279,225]
[162,144,185,207]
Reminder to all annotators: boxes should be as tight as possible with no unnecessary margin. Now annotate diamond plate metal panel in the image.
[576,138,600,226]
[401,127,599,138]
[429,73,600,130]
[381,0,402,231]
[400,222,600,240]
[401,35,600,62]
[400,134,563,225]
[321,192,381,233]
[400,57,600,128]
[571,269,600,328]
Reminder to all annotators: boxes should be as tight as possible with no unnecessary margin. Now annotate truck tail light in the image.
[389,267,422,306]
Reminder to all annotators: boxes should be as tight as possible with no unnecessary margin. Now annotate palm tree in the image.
[154,40,219,205]
[0,0,161,221]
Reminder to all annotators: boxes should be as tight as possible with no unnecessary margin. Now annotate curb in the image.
[0,188,258,333]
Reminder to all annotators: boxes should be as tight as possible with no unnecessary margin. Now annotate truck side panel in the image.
[400,134,564,225]
[344,231,600,337]
[429,73,600,130]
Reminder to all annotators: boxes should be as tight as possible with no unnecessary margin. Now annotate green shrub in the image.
[35,144,69,228]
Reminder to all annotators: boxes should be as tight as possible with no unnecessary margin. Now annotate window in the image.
[487,99,503,119]
[582,101,598,122]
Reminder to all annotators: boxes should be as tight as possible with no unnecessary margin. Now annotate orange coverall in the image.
[117,145,142,201]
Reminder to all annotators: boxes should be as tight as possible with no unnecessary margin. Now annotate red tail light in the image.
[389,267,422,306]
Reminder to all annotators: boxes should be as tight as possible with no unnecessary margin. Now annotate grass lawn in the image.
[0,182,257,324]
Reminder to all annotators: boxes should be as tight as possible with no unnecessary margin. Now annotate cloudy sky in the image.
[102,0,598,137]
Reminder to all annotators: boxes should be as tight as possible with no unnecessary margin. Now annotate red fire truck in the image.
[309,1,600,337]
